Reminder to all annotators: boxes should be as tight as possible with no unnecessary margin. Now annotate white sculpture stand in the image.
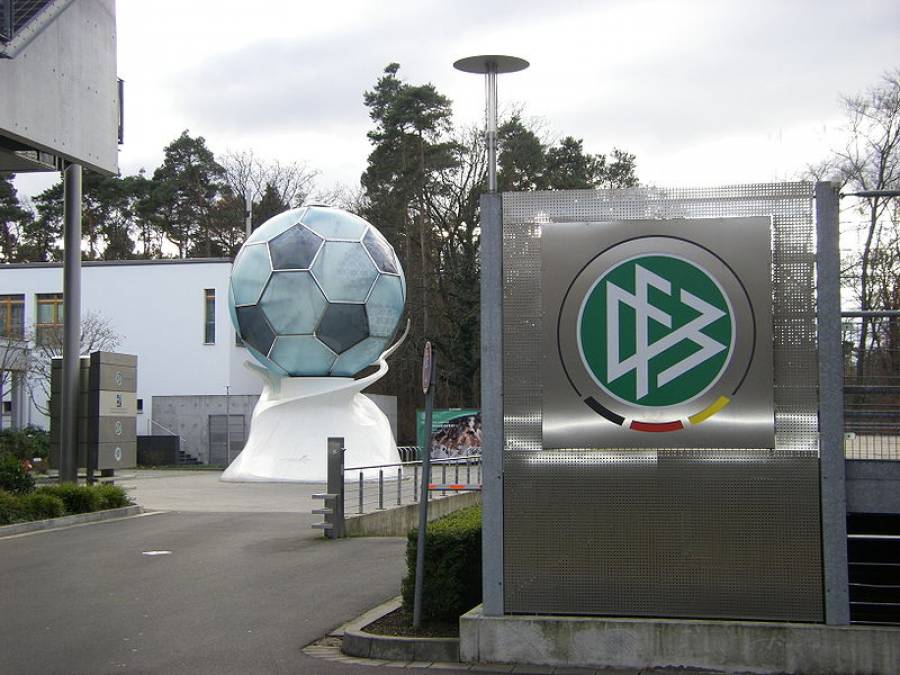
[221,357,400,483]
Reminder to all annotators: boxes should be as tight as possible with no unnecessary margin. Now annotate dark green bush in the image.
[0,490,24,524]
[92,484,132,510]
[37,484,101,514]
[0,453,34,494]
[18,492,65,520]
[0,426,50,461]
[401,505,482,623]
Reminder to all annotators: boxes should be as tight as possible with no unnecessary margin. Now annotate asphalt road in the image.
[0,510,426,675]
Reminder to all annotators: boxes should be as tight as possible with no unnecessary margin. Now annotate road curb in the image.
[0,505,145,537]
[339,595,460,663]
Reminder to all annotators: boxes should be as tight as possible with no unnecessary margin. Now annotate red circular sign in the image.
[422,342,433,395]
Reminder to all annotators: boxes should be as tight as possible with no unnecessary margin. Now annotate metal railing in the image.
[841,311,900,461]
[396,446,420,462]
[148,418,202,464]
[343,454,482,516]
[0,0,53,42]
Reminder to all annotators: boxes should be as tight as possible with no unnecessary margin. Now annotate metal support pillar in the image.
[480,192,504,615]
[815,180,850,625]
[60,163,82,484]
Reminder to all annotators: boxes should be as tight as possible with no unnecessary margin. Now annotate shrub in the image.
[18,492,65,520]
[401,505,482,623]
[92,484,132,510]
[0,490,24,524]
[0,426,50,461]
[37,484,101,514]
[0,453,34,495]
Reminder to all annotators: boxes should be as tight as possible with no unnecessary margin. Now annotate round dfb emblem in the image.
[558,237,756,432]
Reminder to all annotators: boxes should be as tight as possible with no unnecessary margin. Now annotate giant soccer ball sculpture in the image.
[221,205,407,482]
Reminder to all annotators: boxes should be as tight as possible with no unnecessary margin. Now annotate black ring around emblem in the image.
[556,234,758,422]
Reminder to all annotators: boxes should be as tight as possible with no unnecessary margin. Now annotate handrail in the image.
[345,455,480,473]
[148,418,202,463]
[841,310,900,318]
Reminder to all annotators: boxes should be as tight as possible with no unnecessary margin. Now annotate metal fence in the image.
[343,455,482,515]
[842,311,900,460]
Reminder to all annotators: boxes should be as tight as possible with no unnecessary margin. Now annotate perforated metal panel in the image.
[502,184,823,620]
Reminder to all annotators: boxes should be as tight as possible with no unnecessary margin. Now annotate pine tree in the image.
[0,173,32,262]
[150,131,226,258]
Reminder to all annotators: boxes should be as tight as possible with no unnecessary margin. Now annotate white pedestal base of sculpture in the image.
[221,358,400,483]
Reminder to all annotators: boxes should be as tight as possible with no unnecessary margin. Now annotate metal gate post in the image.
[816,181,850,625]
[480,192,504,615]
[312,437,345,538]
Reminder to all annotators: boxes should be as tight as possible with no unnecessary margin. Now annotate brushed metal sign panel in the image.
[96,441,137,470]
[503,449,824,621]
[90,416,137,445]
[89,366,137,393]
[543,217,774,449]
[92,391,137,417]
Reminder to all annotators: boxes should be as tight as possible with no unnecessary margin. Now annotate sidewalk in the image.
[120,468,324,512]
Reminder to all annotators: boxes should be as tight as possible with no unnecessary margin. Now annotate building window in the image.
[35,293,64,345]
[204,289,215,344]
[136,398,144,414]
[2,401,11,414]
[0,294,24,338]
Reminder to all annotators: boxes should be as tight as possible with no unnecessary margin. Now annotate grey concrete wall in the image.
[345,492,481,537]
[152,392,397,464]
[151,395,257,464]
[460,607,900,674]
[0,0,119,174]
[846,459,900,514]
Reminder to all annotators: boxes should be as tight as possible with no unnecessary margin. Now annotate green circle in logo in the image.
[578,254,734,407]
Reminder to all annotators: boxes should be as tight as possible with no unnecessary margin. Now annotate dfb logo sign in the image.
[543,221,773,448]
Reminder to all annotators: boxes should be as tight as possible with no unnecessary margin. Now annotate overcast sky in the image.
[14,0,900,200]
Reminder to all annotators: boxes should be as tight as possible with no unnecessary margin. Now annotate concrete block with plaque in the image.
[50,352,137,473]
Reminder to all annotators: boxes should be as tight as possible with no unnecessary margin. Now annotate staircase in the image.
[176,448,202,466]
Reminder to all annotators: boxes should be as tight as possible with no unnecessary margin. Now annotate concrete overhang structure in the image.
[0,0,120,175]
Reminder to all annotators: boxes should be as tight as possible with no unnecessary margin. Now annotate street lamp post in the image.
[453,55,529,193]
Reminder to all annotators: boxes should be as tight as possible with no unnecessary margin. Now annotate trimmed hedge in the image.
[0,483,133,526]
[401,504,482,623]
[19,492,66,520]
[92,484,131,510]
[36,484,101,514]
[0,490,23,524]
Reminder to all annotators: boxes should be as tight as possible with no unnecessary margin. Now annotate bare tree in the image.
[819,69,900,378]
[27,311,122,416]
[219,150,318,210]
[0,333,29,431]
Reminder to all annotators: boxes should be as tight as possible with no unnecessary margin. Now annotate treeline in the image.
[0,135,317,262]
[0,62,640,443]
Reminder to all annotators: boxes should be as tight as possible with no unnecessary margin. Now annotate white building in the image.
[0,258,398,464]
